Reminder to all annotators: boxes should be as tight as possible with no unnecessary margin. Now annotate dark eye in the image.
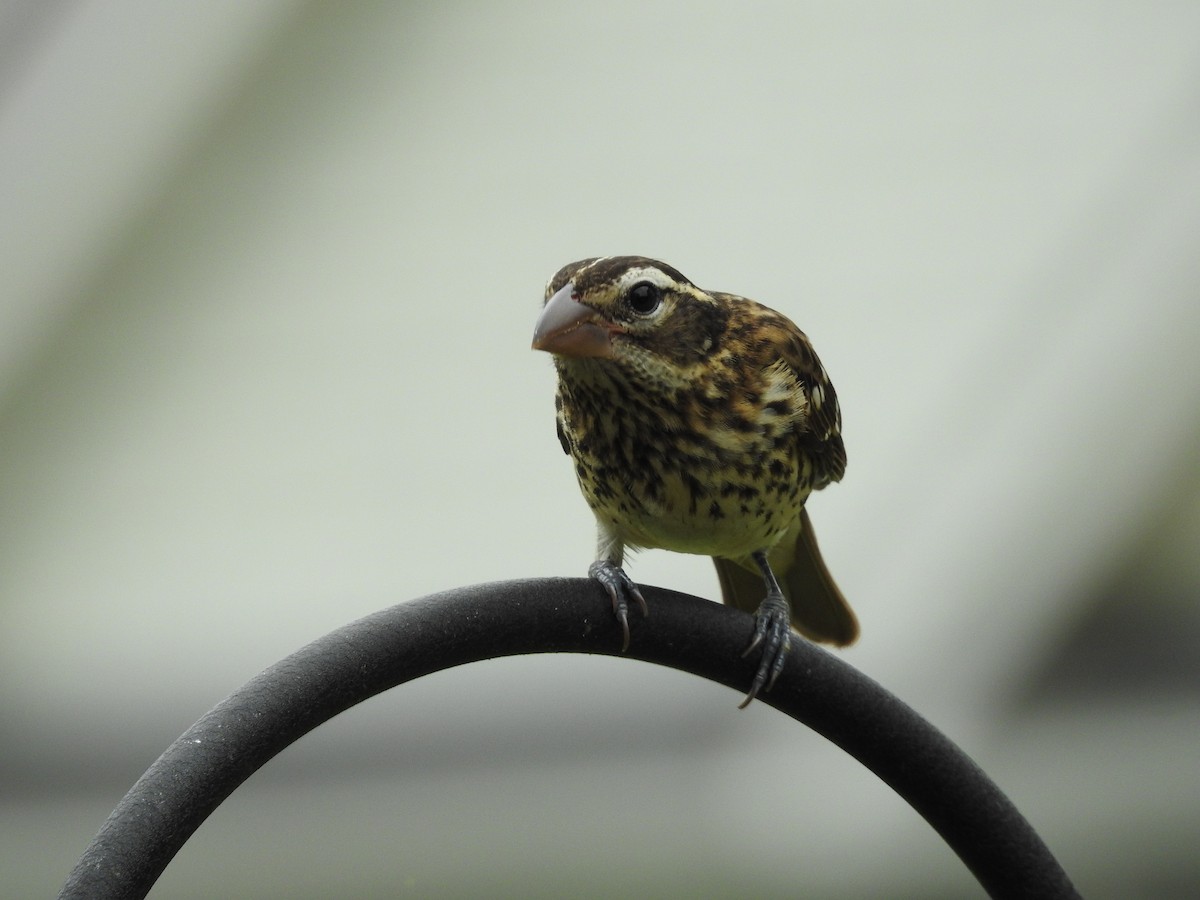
[627,281,662,315]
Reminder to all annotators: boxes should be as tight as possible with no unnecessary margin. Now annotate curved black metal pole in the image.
[59,578,1079,899]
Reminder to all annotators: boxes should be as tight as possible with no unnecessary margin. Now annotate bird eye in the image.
[627,282,662,315]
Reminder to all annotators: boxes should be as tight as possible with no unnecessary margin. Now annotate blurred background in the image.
[2,2,1198,897]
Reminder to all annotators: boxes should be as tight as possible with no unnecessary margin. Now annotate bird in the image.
[531,256,858,706]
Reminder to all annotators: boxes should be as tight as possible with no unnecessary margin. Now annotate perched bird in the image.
[532,256,857,706]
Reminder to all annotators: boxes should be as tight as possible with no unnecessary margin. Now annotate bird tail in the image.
[714,508,859,646]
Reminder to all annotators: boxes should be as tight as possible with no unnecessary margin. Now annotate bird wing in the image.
[555,411,570,455]
[773,321,847,488]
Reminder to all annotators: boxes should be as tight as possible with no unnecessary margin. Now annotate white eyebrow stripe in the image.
[612,266,677,292]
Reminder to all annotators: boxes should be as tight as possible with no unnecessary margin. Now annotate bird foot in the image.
[739,593,792,708]
[588,560,648,652]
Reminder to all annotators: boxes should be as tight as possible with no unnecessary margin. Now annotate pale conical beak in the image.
[531,283,615,359]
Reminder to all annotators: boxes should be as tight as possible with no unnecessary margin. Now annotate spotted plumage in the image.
[533,256,857,706]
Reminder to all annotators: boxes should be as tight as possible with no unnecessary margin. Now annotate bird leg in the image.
[739,550,792,708]
[588,525,647,652]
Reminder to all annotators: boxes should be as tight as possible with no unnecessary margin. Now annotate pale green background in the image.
[2,2,1198,896]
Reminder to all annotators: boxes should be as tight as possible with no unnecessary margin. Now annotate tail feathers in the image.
[713,508,859,646]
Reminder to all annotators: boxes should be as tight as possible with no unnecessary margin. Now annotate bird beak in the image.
[531,283,615,359]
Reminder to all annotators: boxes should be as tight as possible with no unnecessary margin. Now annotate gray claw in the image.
[739,594,791,708]
[588,560,647,652]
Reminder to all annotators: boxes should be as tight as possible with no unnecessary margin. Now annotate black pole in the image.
[59,578,1079,899]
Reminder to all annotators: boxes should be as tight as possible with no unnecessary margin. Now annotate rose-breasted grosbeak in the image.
[533,256,858,706]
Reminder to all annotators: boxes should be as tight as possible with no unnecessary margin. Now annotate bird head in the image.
[531,257,729,376]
